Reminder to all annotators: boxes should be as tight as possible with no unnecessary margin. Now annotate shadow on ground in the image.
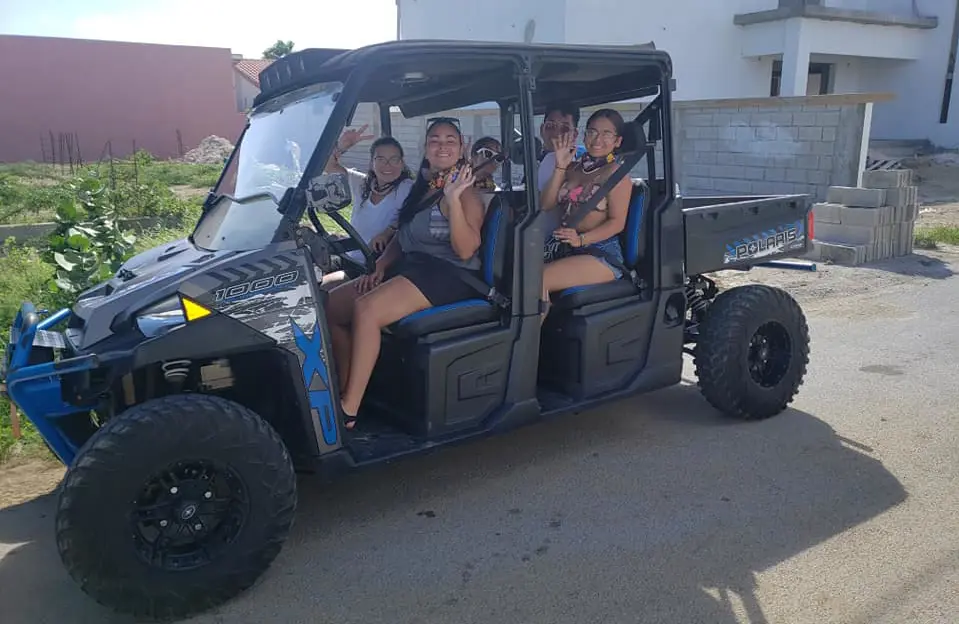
[859,251,955,280]
[0,383,907,624]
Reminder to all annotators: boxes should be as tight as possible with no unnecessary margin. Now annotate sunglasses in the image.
[475,147,501,160]
[373,155,404,166]
[427,116,461,128]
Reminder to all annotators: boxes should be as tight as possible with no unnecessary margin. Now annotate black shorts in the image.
[384,252,480,307]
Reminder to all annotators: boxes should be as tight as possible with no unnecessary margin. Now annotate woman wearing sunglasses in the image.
[322,125,414,287]
[470,136,503,192]
[325,118,486,429]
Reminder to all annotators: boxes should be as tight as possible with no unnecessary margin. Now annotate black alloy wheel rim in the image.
[130,459,249,571]
[747,321,792,388]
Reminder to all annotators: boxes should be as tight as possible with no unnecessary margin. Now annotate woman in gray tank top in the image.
[325,119,487,429]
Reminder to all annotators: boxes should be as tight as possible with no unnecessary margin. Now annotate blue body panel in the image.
[3,304,96,466]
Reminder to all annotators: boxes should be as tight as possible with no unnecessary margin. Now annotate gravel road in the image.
[1,247,957,624]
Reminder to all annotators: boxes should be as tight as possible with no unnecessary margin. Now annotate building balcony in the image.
[734,0,938,30]
[733,0,942,95]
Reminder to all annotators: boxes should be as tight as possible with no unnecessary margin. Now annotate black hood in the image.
[69,238,238,349]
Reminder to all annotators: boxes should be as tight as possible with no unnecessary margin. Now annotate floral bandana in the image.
[426,161,465,190]
[580,151,616,174]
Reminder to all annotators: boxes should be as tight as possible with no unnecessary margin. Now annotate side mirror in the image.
[306,172,352,213]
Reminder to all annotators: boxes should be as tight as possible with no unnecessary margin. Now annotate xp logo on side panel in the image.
[289,318,337,446]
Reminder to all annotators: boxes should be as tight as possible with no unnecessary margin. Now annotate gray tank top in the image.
[397,201,481,271]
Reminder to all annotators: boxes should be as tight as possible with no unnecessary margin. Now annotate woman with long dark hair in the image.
[322,127,414,286]
[539,108,632,317]
[325,118,486,428]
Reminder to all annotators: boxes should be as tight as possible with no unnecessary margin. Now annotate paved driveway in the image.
[1,251,957,624]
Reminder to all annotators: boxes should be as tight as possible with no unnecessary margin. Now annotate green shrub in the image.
[0,240,60,462]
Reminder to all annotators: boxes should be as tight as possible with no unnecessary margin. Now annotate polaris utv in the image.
[1,41,811,620]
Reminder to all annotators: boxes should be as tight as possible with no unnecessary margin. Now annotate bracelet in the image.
[579,233,586,247]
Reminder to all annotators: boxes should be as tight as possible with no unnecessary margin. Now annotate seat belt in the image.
[412,252,512,309]
[561,147,645,230]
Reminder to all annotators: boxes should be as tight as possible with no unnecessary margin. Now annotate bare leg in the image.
[324,279,363,393]
[340,277,431,421]
[541,255,617,321]
[329,324,351,394]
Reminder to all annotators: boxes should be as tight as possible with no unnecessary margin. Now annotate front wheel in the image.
[694,284,810,420]
[55,394,297,621]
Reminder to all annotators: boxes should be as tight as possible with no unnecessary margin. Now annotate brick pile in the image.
[805,169,919,265]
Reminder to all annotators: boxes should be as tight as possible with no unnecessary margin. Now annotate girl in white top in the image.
[323,127,415,287]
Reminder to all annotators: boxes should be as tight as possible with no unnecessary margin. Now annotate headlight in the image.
[135,296,185,337]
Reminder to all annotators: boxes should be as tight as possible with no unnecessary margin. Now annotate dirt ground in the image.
[908,157,959,228]
[1,161,958,510]
[0,459,64,509]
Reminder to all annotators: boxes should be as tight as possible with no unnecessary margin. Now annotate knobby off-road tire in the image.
[694,284,810,420]
[55,394,297,621]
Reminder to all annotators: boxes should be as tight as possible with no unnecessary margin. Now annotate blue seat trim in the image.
[397,299,491,325]
[391,196,509,335]
[624,187,645,266]
[481,204,504,286]
[558,285,592,297]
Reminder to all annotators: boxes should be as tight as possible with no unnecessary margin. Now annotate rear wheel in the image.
[55,394,297,621]
[694,284,810,420]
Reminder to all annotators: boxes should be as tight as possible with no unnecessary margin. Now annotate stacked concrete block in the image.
[806,169,919,265]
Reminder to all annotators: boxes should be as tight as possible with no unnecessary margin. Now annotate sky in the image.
[1,0,398,58]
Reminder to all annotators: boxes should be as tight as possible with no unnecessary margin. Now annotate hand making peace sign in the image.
[337,124,375,152]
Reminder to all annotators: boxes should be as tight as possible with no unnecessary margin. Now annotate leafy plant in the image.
[263,40,294,60]
[45,174,137,296]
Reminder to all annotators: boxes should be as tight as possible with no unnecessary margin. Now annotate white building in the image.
[396,0,959,148]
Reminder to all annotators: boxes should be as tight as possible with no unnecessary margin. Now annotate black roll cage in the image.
[253,46,677,319]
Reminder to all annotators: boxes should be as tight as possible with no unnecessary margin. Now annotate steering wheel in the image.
[306,201,377,274]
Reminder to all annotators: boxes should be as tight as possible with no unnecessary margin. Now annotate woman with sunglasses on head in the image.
[321,125,414,287]
[539,108,632,317]
[325,118,486,428]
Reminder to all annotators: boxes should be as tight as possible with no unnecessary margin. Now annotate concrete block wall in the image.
[807,169,918,265]
[675,94,874,201]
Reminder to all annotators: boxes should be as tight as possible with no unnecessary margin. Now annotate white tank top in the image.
[344,169,413,261]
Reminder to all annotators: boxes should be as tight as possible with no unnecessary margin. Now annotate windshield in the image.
[192,81,344,251]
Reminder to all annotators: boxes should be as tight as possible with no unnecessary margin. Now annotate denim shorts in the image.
[581,236,625,279]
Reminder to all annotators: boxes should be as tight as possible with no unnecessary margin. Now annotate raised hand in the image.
[444,164,475,199]
[551,132,576,169]
[338,124,375,152]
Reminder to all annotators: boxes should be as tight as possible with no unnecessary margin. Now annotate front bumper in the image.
[2,303,99,465]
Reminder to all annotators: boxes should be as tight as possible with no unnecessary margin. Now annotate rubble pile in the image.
[180,136,234,165]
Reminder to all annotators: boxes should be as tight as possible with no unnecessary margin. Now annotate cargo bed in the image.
[682,194,812,275]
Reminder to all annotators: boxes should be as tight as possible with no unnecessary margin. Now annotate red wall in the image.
[0,35,248,163]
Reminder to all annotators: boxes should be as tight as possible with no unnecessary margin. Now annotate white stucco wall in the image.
[397,0,959,147]
[397,0,565,44]
[398,0,777,100]
[234,75,260,113]
[858,0,959,147]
